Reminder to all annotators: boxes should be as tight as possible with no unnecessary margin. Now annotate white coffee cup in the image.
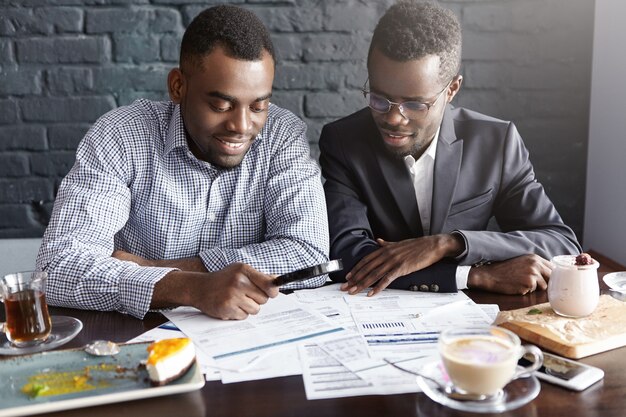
[439,326,543,396]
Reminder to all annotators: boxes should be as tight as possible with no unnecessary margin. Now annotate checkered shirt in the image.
[36,99,329,318]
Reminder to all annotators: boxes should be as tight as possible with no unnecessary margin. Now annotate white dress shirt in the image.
[403,128,471,289]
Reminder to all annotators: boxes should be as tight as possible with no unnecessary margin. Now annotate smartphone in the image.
[519,351,604,391]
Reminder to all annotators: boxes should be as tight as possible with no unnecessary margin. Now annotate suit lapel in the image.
[430,105,463,235]
[372,129,423,237]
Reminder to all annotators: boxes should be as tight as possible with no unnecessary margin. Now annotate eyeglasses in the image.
[362,78,454,120]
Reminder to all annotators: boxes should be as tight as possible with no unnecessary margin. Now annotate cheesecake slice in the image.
[146,338,196,386]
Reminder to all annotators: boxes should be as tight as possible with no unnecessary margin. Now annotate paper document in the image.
[294,284,347,303]
[480,304,500,322]
[219,346,301,383]
[164,294,345,371]
[299,343,422,400]
[130,284,500,396]
[345,291,491,358]
[296,287,494,399]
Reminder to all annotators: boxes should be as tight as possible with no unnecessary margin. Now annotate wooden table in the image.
[3,277,624,417]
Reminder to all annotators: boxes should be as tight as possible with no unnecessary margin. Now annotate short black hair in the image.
[368,0,462,83]
[180,5,275,71]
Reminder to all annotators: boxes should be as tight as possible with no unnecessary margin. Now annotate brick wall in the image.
[0,0,593,239]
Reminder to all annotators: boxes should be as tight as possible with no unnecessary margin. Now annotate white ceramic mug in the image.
[439,326,543,396]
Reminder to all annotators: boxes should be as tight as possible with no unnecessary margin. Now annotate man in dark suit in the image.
[319,0,581,297]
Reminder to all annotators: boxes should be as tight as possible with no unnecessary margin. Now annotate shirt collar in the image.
[404,126,441,169]
[163,103,269,158]
[164,104,188,156]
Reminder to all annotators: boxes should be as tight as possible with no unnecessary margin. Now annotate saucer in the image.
[416,361,540,413]
[603,272,626,293]
[0,316,83,355]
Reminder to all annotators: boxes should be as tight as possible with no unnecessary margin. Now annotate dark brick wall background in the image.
[0,0,593,239]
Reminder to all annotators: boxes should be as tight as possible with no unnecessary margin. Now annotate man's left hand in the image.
[341,234,464,296]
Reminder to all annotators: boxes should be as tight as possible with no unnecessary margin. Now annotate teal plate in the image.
[0,341,204,417]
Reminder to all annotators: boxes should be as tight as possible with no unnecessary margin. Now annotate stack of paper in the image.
[129,284,498,399]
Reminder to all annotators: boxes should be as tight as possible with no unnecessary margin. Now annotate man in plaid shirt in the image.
[36,6,329,320]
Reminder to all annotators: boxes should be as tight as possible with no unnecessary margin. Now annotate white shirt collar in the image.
[403,126,440,169]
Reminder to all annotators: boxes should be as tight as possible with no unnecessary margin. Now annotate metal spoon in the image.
[84,340,121,356]
[384,358,493,402]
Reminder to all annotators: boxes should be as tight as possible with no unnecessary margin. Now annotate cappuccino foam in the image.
[441,336,517,395]
[445,337,512,364]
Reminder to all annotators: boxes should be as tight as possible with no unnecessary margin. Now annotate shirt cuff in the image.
[118,266,178,319]
[199,248,229,272]
[450,230,468,261]
[455,265,471,290]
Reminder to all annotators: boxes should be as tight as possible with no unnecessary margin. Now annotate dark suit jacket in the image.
[319,105,581,292]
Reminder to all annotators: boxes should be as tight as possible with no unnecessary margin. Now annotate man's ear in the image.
[447,75,463,103]
[168,68,185,104]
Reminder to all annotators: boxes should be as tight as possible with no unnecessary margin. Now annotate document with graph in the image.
[298,288,495,399]
[343,290,491,358]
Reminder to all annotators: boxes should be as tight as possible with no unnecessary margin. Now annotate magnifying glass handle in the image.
[273,259,343,287]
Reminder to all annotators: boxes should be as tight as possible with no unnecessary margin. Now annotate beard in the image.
[375,120,433,161]
[382,141,423,160]
[380,133,432,161]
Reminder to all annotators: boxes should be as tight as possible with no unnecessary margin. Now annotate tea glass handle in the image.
[0,292,6,334]
[513,344,544,379]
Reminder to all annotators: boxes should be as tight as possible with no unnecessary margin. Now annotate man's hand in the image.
[152,263,279,320]
[467,254,553,295]
[112,250,207,272]
[341,234,464,296]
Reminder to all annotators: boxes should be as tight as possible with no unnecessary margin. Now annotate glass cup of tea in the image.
[0,270,52,347]
[438,326,543,397]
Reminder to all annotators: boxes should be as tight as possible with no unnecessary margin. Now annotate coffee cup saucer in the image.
[603,272,626,293]
[0,316,83,356]
[416,360,541,413]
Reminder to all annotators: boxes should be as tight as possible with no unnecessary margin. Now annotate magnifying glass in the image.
[273,259,343,287]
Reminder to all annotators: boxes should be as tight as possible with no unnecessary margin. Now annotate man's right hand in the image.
[341,234,464,296]
[467,254,554,295]
[152,263,279,320]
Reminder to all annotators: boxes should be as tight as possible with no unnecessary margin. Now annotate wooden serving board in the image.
[495,295,626,359]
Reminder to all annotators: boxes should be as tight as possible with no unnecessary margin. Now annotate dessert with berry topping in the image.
[575,253,594,266]
[548,254,600,317]
[146,338,196,386]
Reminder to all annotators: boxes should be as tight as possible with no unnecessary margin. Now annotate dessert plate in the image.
[416,361,540,413]
[603,272,626,293]
[0,316,82,355]
[0,341,204,417]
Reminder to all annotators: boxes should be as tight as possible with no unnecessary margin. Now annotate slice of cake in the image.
[146,338,196,386]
